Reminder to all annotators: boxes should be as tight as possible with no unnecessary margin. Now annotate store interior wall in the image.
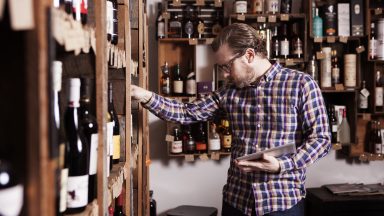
[146,1,384,215]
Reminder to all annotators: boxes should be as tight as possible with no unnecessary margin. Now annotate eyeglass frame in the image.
[216,49,248,72]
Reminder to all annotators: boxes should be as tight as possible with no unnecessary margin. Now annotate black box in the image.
[350,0,364,36]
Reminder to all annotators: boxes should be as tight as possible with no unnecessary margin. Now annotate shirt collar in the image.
[249,62,281,86]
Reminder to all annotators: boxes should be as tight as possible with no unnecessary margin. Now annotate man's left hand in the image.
[235,154,280,173]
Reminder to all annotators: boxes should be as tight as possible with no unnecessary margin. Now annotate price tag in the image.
[335,84,344,91]
[185,154,195,162]
[162,12,170,20]
[360,88,370,97]
[210,152,220,160]
[214,0,222,7]
[0,0,4,20]
[362,113,371,121]
[339,36,348,43]
[205,38,214,44]
[375,8,383,15]
[316,51,325,59]
[327,36,336,43]
[359,153,368,162]
[199,154,209,161]
[356,45,365,53]
[165,134,174,142]
[314,37,323,43]
[257,16,266,23]
[173,0,181,7]
[188,38,198,45]
[268,15,276,23]
[285,59,294,66]
[332,143,342,150]
[280,14,289,21]
[237,14,246,21]
[196,0,205,6]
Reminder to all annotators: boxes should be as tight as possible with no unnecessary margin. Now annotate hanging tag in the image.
[285,59,294,66]
[114,47,118,67]
[214,0,222,7]
[188,38,198,45]
[173,0,181,7]
[196,0,205,6]
[280,14,289,21]
[0,0,4,20]
[362,113,371,121]
[165,133,174,142]
[210,152,220,160]
[316,51,325,59]
[237,14,246,21]
[326,36,336,43]
[257,16,266,23]
[339,36,348,43]
[122,50,126,67]
[360,88,370,97]
[162,12,170,20]
[356,46,365,53]
[199,154,209,161]
[205,38,214,44]
[332,143,342,150]
[335,84,344,91]
[314,37,323,43]
[375,8,383,15]
[8,0,35,30]
[268,15,276,23]
[82,28,91,53]
[185,154,195,162]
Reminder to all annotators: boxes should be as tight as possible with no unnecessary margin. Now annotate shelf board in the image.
[64,200,98,216]
[359,152,384,161]
[311,35,365,43]
[368,59,384,63]
[159,37,215,45]
[169,152,231,157]
[273,58,305,65]
[321,88,356,93]
[229,13,306,20]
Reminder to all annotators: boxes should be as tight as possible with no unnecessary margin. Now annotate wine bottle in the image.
[329,106,338,144]
[182,125,196,154]
[359,80,370,113]
[186,60,196,97]
[161,62,171,96]
[291,24,303,59]
[0,159,24,216]
[338,109,350,145]
[149,190,157,216]
[195,122,207,154]
[271,26,279,59]
[79,78,98,203]
[222,120,232,152]
[107,0,118,44]
[108,82,121,165]
[208,123,221,152]
[369,22,377,60]
[280,0,291,14]
[376,70,384,112]
[156,2,165,39]
[114,192,125,216]
[307,55,319,83]
[173,64,184,96]
[331,50,340,86]
[279,23,290,59]
[64,78,89,214]
[375,121,382,154]
[171,127,183,154]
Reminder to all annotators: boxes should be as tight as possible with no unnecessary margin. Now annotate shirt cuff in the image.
[277,156,295,173]
[141,92,158,109]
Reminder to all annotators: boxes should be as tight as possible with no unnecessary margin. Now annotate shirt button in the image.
[257,105,261,108]
[257,124,261,128]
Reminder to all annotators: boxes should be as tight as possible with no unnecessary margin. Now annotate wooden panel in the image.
[352,117,370,156]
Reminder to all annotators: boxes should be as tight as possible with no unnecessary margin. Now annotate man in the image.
[131,23,331,216]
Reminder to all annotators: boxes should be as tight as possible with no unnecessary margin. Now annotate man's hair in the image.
[211,23,267,58]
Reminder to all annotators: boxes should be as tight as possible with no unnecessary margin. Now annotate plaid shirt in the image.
[143,63,331,215]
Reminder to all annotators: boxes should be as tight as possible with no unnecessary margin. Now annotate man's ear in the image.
[246,48,255,63]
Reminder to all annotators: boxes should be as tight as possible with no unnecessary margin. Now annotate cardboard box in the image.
[350,0,364,36]
[338,3,350,36]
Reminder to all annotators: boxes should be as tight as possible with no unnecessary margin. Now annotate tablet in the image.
[236,143,297,161]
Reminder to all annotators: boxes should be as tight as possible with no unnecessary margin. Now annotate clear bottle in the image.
[331,50,340,86]
[186,60,196,97]
[161,62,171,96]
[313,8,323,37]
[156,2,165,39]
[376,70,384,112]
[338,109,350,145]
[222,120,232,152]
[307,55,319,83]
[279,23,290,59]
[359,80,370,113]
[173,64,184,96]
[369,22,377,60]
[208,123,221,151]
[291,24,303,59]
[171,128,183,154]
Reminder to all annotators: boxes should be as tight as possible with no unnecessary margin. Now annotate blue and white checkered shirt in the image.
[143,63,331,215]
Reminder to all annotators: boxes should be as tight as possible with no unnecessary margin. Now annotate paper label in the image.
[0,185,23,216]
[89,133,98,175]
[171,140,183,153]
[9,0,35,30]
[60,168,69,212]
[67,175,89,208]
[185,154,194,162]
[113,135,121,160]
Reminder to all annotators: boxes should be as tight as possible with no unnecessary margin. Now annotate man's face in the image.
[214,44,253,88]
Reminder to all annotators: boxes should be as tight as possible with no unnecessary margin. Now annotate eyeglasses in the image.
[216,50,246,72]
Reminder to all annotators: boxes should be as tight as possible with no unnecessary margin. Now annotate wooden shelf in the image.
[359,153,384,161]
[321,89,357,93]
[64,200,98,216]
[159,37,215,45]
[169,152,231,157]
[311,36,365,43]
[229,13,306,20]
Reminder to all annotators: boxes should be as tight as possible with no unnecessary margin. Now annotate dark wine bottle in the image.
[113,192,125,216]
[107,0,118,44]
[149,190,157,216]
[79,78,98,203]
[108,82,121,165]
[65,78,89,214]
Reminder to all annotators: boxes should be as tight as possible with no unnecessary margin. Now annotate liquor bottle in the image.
[79,78,98,203]
[171,127,183,154]
[313,8,323,37]
[195,122,207,154]
[344,54,357,88]
[183,5,195,39]
[72,0,88,24]
[266,0,279,14]
[161,62,171,96]
[359,80,370,113]
[329,106,338,144]
[235,0,247,14]
[106,109,113,177]
[150,190,157,216]
[280,0,291,14]
[369,22,377,60]
[222,120,232,152]
[376,70,384,112]
[156,2,165,39]
[182,125,196,154]
[168,14,182,38]
[195,7,205,39]
[212,11,222,37]
[331,50,340,86]
[111,0,118,45]
[307,55,319,83]
[65,0,73,14]
[108,82,120,165]
[320,47,332,88]
[173,64,184,96]
[251,0,264,14]
[64,78,89,214]
[279,23,290,59]
[374,121,383,154]
[291,24,303,59]
[114,193,125,216]
[369,121,377,153]
[338,109,350,145]
[0,159,24,216]
[271,26,279,59]
[323,3,337,36]
[186,60,196,97]
[208,123,221,152]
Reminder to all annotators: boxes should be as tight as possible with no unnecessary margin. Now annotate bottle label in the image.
[267,0,279,13]
[60,168,69,212]
[293,38,303,55]
[321,48,332,88]
[106,1,113,35]
[162,78,170,95]
[280,39,289,56]
[208,138,221,150]
[107,122,114,156]
[158,22,165,37]
[359,94,368,109]
[331,67,340,84]
[196,142,207,151]
[89,133,98,175]
[344,55,356,87]
[376,87,383,106]
[369,39,377,59]
[113,135,121,160]
[332,124,338,133]
[0,184,23,216]
[235,1,247,14]
[186,79,196,95]
[197,22,205,35]
[222,135,232,148]
[67,175,89,208]
[252,0,264,13]
[184,21,194,37]
[173,80,183,94]
[375,143,382,154]
[171,140,183,153]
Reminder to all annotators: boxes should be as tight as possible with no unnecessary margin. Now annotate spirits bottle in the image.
[375,121,382,154]
[156,2,165,39]
[376,70,384,112]
[279,23,290,59]
[307,55,319,83]
[173,64,184,96]
[186,60,196,97]
[369,22,377,60]
[251,0,264,14]
[266,0,279,14]
[208,123,221,152]
[169,14,182,38]
[313,8,323,37]
[212,11,222,37]
[291,24,303,59]
[359,80,370,113]
[324,2,337,36]
[183,5,195,39]
[329,106,338,144]
[171,128,183,154]
[235,0,247,14]
[320,47,332,88]
[344,54,357,88]
[195,122,207,154]
[161,62,171,96]
[195,7,205,39]
[331,50,340,86]
[280,0,291,14]
[182,125,196,154]
[271,26,279,59]
[338,109,350,145]
[222,120,232,152]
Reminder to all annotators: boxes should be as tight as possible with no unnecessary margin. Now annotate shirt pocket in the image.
[270,98,298,138]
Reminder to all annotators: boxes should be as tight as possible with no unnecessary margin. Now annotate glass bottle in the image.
[313,8,323,37]
[307,55,319,83]
[235,0,247,14]
[291,24,303,59]
[222,120,232,152]
[72,0,88,25]
[324,2,337,36]
[251,0,264,14]
[266,0,279,14]
[108,82,120,165]
[338,109,350,145]
[359,80,370,113]
[280,0,291,14]
[173,64,184,96]
[161,62,171,96]
[64,0,73,14]
[182,125,196,154]
[150,190,157,216]
[195,7,205,39]
[271,26,279,59]
[183,5,195,39]
[369,22,377,60]
[320,47,332,88]
[208,123,221,152]
[171,127,183,154]
[186,60,196,97]
[212,11,222,37]
[114,192,125,216]
[331,50,340,86]
[376,70,384,112]
[375,121,382,154]
[169,14,182,38]
[195,122,207,154]
[329,106,338,144]
[279,23,290,59]
[156,2,165,39]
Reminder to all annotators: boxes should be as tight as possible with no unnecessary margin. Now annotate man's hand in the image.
[131,84,153,103]
[235,154,281,173]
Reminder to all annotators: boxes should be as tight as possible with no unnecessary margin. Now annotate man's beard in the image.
[227,70,254,88]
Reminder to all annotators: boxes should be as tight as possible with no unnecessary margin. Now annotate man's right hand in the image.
[130,85,153,103]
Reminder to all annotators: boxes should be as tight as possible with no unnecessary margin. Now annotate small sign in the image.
[285,59,294,66]
[362,113,371,121]
[188,38,198,45]
[162,12,170,20]
[211,152,220,160]
[316,51,325,59]
[257,16,266,23]
[199,154,209,161]
[237,14,246,21]
[173,0,181,7]
[280,14,289,21]
[335,84,345,91]
[339,36,348,43]
[214,0,222,7]
[356,46,365,53]
[196,0,205,6]
[165,134,174,142]
[185,154,195,162]
[268,15,276,23]
[314,37,323,43]
[332,143,342,150]
[375,8,383,15]
[327,36,336,43]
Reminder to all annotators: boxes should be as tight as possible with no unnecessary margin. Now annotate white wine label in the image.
[157,22,165,37]
[376,87,384,106]
[186,79,197,95]
[208,139,221,150]
[280,40,289,56]
[173,81,183,93]
[60,168,69,212]
[67,175,89,208]
[113,135,121,160]
[0,184,23,216]
[359,94,368,109]
[89,134,98,175]
[107,122,114,156]
[171,140,183,153]
[106,1,113,34]
[332,125,338,133]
